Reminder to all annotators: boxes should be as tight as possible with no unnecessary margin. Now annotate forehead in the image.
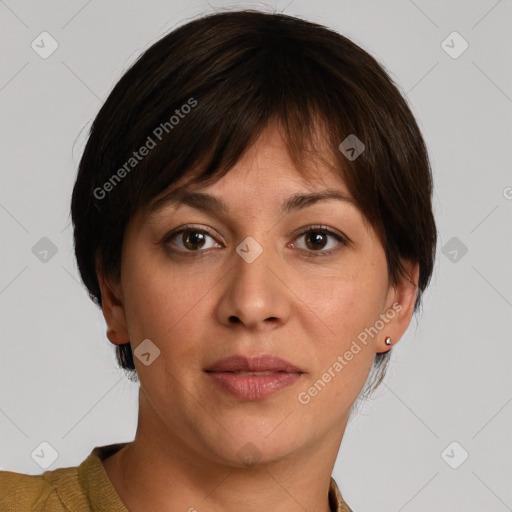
[148,188,359,221]
[147,120,356,215]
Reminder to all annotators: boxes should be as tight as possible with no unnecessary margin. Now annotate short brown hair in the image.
[71,10,437,390]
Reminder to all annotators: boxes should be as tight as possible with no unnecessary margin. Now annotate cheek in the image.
[304,264,387,338]
[298,297,378,414]
[299,267,387,389]
[122,261,212,358]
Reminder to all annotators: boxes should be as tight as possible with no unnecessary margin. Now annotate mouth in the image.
[204,355,304,401]
[227,370,282,376]
[204,354,303,373]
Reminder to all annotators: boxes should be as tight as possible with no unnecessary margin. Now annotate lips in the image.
[204,354,303,374]
[204,355,304,401]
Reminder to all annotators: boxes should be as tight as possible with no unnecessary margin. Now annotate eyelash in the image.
[161,224,348,258]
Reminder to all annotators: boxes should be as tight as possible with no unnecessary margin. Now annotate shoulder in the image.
[0,469,58,511]
[0,465,80,512]
[0,443,129,512]
[329,476,354,512]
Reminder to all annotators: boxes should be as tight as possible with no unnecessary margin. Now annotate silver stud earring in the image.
[384,337,392,346]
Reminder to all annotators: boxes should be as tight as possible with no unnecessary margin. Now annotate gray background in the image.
[1,1,511,510]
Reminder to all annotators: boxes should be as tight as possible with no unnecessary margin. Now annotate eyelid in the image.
[160,223,221,246]
[291,224,349,245]
[289,224,349,256]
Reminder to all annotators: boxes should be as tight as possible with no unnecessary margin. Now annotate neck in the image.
[103,391,347,512]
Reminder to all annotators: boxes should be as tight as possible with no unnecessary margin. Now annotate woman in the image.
[0,9,436,511]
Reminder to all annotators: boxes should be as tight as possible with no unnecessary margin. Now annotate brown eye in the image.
[164,226,220,253]
[292,226,347,256]
[304,231,328,250]
[181,230,207,250]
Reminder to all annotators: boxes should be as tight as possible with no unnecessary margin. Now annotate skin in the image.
[99,121,419,512]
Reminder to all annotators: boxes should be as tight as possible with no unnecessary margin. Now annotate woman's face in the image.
[101,122,417,467]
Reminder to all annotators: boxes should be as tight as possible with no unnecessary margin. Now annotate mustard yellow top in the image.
[0,443,353,511]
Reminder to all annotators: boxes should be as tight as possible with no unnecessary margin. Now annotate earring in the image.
[384,337,392,346]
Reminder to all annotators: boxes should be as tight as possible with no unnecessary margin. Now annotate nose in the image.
[214,241,292,332]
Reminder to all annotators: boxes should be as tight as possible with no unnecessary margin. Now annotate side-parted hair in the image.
[71,9,437,392]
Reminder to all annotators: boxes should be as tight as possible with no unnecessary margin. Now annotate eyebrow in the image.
[148,188,358,217]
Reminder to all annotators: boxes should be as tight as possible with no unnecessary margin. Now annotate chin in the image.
[203,423,305,468]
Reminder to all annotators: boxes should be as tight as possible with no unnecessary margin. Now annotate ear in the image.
[377,259,420,353]
[97,271,130,346]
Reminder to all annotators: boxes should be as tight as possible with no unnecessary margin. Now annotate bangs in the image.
[125,55,359,216]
